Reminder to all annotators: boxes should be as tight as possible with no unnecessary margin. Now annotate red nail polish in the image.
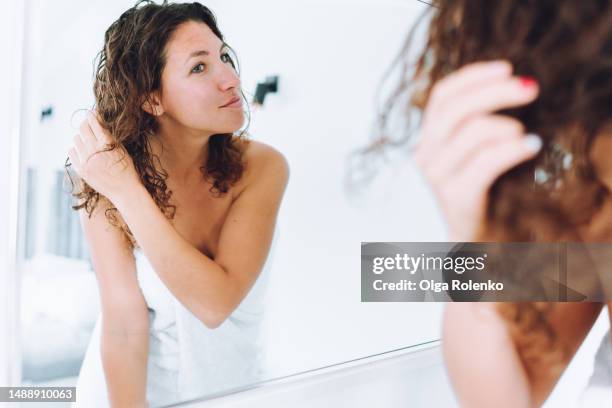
[519,76,538,88]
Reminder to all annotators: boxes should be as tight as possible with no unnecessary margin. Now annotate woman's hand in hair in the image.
[413,60,542,241]
[68,111,141,205]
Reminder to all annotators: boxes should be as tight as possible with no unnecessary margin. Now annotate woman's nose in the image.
[218,64,240,91]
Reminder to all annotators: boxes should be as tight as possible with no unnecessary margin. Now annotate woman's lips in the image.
[220,97,242,108]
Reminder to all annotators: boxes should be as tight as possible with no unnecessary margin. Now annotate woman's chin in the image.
[221,119,246,134]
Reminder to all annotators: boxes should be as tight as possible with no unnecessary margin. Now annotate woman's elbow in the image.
[196,282,244,329]
[199,311,228,329]
[197,298,241,329]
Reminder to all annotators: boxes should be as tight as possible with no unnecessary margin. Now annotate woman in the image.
[66,1,288,406]
[359,1,612,406]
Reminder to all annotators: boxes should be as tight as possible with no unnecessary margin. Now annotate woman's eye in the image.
[191,63,205,73]
[221,53,236,68]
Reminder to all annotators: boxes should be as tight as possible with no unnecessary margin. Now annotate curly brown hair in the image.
[65,0,249,248]
[361,0,612,384]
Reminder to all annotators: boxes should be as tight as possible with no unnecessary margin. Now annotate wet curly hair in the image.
[361,0,612,384]
[66,0,249,248]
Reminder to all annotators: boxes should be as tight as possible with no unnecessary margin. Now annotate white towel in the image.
[72,232,276,407]
[579,330,612,407]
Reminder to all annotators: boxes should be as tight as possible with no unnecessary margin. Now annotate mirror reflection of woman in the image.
[357,1,612,406]
[66,2,288,407]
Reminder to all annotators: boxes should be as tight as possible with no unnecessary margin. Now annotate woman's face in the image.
[156,21,244,135]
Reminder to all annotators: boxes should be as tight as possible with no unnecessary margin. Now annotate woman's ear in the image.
[142,92,165,116]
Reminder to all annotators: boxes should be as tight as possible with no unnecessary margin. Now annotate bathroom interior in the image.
[0,0,608,407]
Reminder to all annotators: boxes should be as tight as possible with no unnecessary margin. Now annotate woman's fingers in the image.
[67,147,82,174]
[437,76,537,138]
[426,115,525,182]
[413,60,543,241]
[457,134,542,194]
[72,134,87,163]
[427,60,512,113]
[78,119,98,155]
[424,76,539,148]
[87,111,113,144]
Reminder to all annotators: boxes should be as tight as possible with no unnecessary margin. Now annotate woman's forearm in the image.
[113,184,231,327]
[100,320,149,407]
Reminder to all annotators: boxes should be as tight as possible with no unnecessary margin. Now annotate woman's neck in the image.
[149,121,212,186]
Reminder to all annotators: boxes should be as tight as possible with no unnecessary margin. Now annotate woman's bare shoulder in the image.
[240,139,289,183]
[228,139,289,203]
[242,139,287,165]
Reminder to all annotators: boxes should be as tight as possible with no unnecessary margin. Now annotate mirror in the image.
[17,0,443,406]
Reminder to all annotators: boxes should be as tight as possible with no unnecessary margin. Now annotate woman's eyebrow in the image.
[185,49,209,64]
[184,45,228,65]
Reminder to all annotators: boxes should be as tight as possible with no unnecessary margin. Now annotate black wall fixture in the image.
[40,106,53,121]
[253,75,279,106]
